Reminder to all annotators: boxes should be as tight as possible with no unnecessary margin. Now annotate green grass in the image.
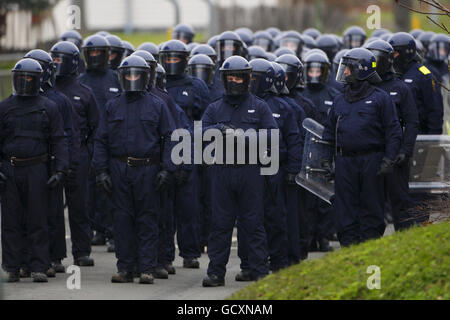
[229,222,450,300]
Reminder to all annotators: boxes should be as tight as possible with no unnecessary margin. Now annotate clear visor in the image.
[253,38,271,51]
[280,37,300,52]
[118,67,150,91]
[428,42,449,62]
[335,58,357,83]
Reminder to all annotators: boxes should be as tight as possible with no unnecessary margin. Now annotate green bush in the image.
[229,222,450,300]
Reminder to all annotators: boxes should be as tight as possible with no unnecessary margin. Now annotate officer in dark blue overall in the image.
[51,42,100,262]
[425,34,450,81]
[0,59,68,282]
[272,61,307,265]
[323,48,402,246]
[202,56,278,287]
[60,30,86,75]
[316,35,340,65]
[25,49,94,272]
[365,39,420,231]
[172,23,195,44]
[93,56,176,284]
[79,35,121,252]
[276,53,316,258]
[235,58,302,280]
[342,26,367,49]
[160,39,210,268]
[389,32,443,135]
[252,31,273,52]
[279,31,304,60]
[105,35,125,71]
[303,52,340,252]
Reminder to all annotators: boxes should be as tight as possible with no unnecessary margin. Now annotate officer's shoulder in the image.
[0,94,15,109]
[39,95,59,112]
[328,86,341,97]
[147,91,166,107]
[190,76,209,90]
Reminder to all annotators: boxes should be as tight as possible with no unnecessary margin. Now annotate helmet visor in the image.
[118,67,150,92]
[344,35,365,49]
[220,70,251,96]
[83,47,109,70]
[253,38,271,51]
[160,52,188,76]
[280,37,301,53]
[12,71,41,96]
[306,62,329,85]
[427,41,449,62]
[173,31,193,44]
[52,53,78,76]
[109,48,125,70]
[335,57,358,83]
[218,40,243,62]
[187,64,214,86]
[369,49,392,76]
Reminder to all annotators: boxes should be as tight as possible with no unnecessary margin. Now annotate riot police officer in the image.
[137,42,159,62]
[252,31,274,52]
[315,34,340,64]
[122,41,135,57]
[201,56,278,287]
[279,31,304,59]
[60,30,86,74]
[303,28,321,40]
[79,34,121,252]
[93,55,176,284]
[160,39,210,269]
[0,59,68,282]
[365,39,420,231]
[342,26,367,49]
[105,35,125,70]
[172,23,195,44]
[389,32,443,135]
[323,48,402,246]
[51,41,99,266]
[302,52,340,252]
[328,49,349,93]
[248,46,267,61]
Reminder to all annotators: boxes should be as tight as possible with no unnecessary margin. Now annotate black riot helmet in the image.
[207,35,219,51]
[332,49,349,72]
[190,44,217,64]
[159,39,189,76]
[335,48,381,84]
[105,35,125,70]
[417,31,435,54]
[275,53,304,89]
[315,34,339,62]
[137,42,160,63]
[265,52,277,62]
[12,58,43,96]
[266,27,281,39]
[303,28,321,40]
[217,31,245,64]
[274,47,296,57]
[426,33,450,63]
[24,49,55,88]
[187,54,215,86]
[82,35,110,71]
[131,50,157,89]
[172,23,195,44]
[252,31,273,52]
[95,31,110,37]
[342,26,367,49]
[220,56,252,96]
[187,42,199,54]
[117,55,150,92]
[410,29,424,39]
[279,31,304,57]
[302,48,327,62]
[388,32,416,73]
[235,29,253,47]
[249,58,276,96]
[248,45,267,60]
[156,63,166,90]
[302,34,316,50]
[371,28,390,39]
[415,39,425,63]
[271,61,289,95]
[60,30,83,50]
[305,52,331,87]
[364,39,395,77]
[50,41,80,76]
[122,41,135,57]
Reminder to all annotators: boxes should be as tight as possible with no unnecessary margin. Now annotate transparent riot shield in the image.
[409,135,450,193]
[295,118,334,204]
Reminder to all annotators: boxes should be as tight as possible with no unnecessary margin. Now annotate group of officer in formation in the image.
[0,23,448,286]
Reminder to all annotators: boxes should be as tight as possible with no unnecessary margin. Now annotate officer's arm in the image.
[200,103,220,132]
[399,85,419,156]
[197,79,211,119]
[322,104,337,144]
[48,103,69,173]
[86,90,101,155]
[158,100,178,173]
[381,95,402,161]
[92,104,110,174]
[176,105,194,171]
[283,105,302,174]
[422,74,444,134]
[63,97,81,169]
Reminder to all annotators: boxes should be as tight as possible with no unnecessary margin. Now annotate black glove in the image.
[155,170,173,192]
[321,160,335,181]
[0,171,7,192]
[174,169,190,186]
[377,157,394,176]
[220,124,236,136]
[394,153,408,166]
[96,171,113,193]
[286,173,297,185]
[47,171,66,189]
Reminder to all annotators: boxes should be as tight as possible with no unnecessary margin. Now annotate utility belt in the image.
[7,154,49,167]
[336,146,384,157]
[113,156,159,167]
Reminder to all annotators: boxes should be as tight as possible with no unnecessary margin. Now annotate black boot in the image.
[74,256,95,267]
[164,264,176,275]
[46,267,56,278]
[309,238,319,252]
[31,272,48,283]
[111,271,134,283]
[318,238,333,252]
[183,258,200,269]
[153,267,169,279]
[107,239,115,253]
[91,231,106,246]
[202,274,225,287]
[3,271,20,282]
[139,272,154,284]
[19,267,30,278]
[52,260,65,273]
[235,270,253,282]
